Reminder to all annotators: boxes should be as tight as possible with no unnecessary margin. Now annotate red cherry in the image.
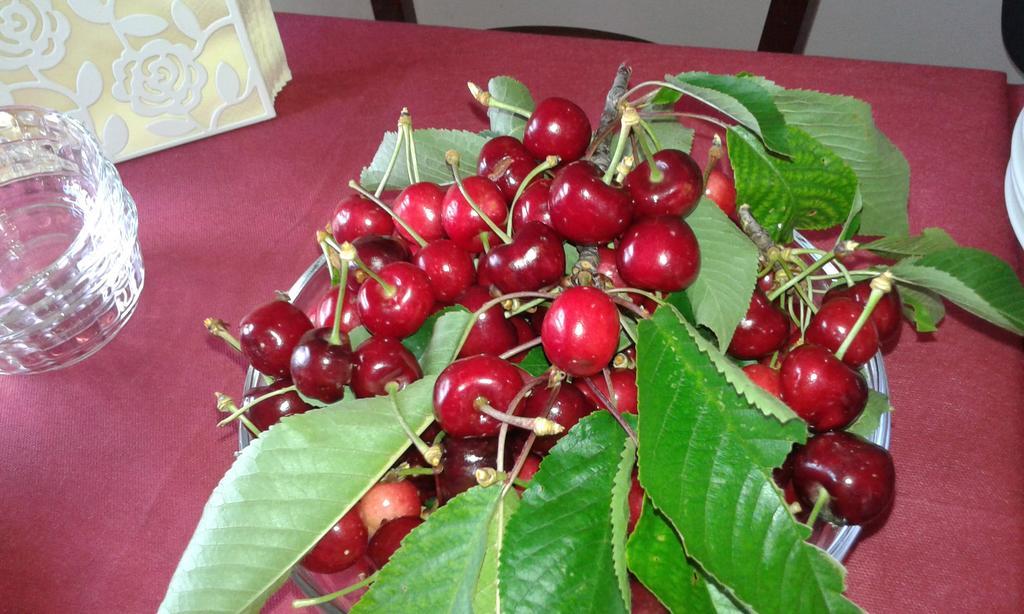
[331,194,395,243]
[519,384,594,454]
[433,355,527,437]
[541,286,619,377]
[506,316,536,363]
[239,300,313,377]
[289,328,353,404]
[780,344,868,432]
[301,509,368,574]
[523,97,592,163]
[516,454,543,486]
[805,297,880,368]
[741,363,783,400]
[350,336,422,398]
[630,579,669,614]
[441,176,509,253]
[705,168,737,218]
[824,281,903,343]
[435,436,503,504]
[596,246,626,287]
[756,270,775,293]
[477,136,537,203]
[549,161,633,245]
[455,286,518,358]
[357,262,435,339]
[616,216,701,292]
[243,379,312,431]
[623,149,703,218]
[627,473,644,533]
[310,286,361,333]
[357,481,422,535]
[727,290,790,360]
[392,182,446,244]
[367,516,423,568]
[511,178,553,233]
[790,431,895,525]
[574,369,638,415]
[412,239,476,303]
[350,235,410,281]
[478,222,566,293]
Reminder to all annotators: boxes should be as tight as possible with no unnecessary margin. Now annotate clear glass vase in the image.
[0,106,144,374]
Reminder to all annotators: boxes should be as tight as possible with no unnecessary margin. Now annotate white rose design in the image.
[0,0,70,71]
[112,39,208,118]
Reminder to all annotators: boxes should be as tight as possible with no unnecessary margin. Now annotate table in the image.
[2,13,1022,613]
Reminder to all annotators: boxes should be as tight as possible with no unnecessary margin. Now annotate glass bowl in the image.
[0,106,144,374]
[240,233,892,609]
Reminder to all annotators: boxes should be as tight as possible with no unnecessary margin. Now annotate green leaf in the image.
[861,228,957,259]
[352,486,503,613]
[402,305,470,366]
[636,309,859,614]
[651,87,682,106]
[845,391,892,439]
[159,378,437,613]
[896,284,944,333]
[666,72,790,155]
[474,490,520,614]
[516,346,549,377]
[360,129,488,191]
[563,242,580,275]
[684,197,760,351]
[773,89,910,236]
[727,125,858,242]
[627,503,716,613]
[500,412,630,614]
[610,428,637,609]
[837,188,864,243]
[348,325,371,348]
[662,307,801,426]
[418,308,474,374]
[488,76,535,138]
[644,118,695,154]
[890,247,1024,335]
[664,291,696,325]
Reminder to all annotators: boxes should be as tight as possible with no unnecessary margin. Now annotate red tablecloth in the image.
[2,14,1022,613]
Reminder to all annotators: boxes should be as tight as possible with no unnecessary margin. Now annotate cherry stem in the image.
[400,108,421,183]
[585,375,638,445]
[618,79,678,105]
[480,232,491,253]
[446,150,511,243]
[215,388,295,427]
[347,180,428,247]
[610,296,650,320]
[634,122,663,182]
[496,376,545,473]
[508,155,560,235]
[501,431,537,498]
[835,272,892,361]
[292,572,378,608]
[203,318,241,352]
[805,486,831,527]
[390,466,436,478]
[737,205,776,254]
[386,382,441,467]
[641,110,731,130]
[324,237,397,297]
[602,105,640,184]
[767,253,835,301]
[328,259,350,346]
[375,118,406,197]
[475,398,564,436]
[704,134,723,185]
[453,291,556,357]
[498,336,542,360]
[606,286,669,306]
[467,82,532,118]
[504,296,547,318]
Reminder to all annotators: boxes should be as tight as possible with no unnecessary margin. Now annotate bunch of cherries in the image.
[208,86,895,608]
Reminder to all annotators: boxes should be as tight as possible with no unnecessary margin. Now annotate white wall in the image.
[270,0,1023,83]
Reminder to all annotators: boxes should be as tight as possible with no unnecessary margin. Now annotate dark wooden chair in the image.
[371,0,818,54]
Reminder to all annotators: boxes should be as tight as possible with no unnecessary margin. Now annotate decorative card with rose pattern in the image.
[0,0,290,161]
